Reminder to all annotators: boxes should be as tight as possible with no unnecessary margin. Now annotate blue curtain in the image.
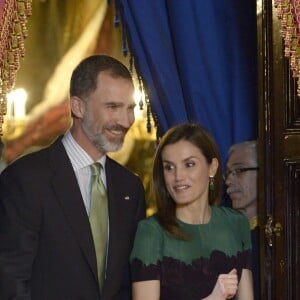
[115,0,258,166]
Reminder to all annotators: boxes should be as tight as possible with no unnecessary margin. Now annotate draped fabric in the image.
[114,0,258,165]
[20,0,107,121]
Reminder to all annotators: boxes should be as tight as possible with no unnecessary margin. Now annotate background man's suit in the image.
[0,137,146,299]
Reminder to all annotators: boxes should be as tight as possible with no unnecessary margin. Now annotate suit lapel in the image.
[48,138,98,282]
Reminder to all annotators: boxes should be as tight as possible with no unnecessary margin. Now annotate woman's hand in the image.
[203,269,238,299]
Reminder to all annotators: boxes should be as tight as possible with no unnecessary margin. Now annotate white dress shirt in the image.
[62,131,107,216]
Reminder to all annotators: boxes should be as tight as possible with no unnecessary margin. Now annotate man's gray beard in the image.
[93,135,123,153]
[82,123,123,153]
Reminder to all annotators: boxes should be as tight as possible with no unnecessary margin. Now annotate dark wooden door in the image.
[258,1,300,299]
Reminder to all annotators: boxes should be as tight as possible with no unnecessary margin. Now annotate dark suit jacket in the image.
[0,137,146,300]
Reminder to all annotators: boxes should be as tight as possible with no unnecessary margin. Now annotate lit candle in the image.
[6,96,14,119]
[10,89,27,120]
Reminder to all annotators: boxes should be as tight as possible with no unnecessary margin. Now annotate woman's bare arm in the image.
[132,280,160,300]
[236,269,254,300]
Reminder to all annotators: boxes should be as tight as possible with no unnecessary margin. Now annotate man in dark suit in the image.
[0,55,146,299]
[225,140,260,300]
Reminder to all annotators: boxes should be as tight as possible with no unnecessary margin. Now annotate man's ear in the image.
[210,158,219,177]
[70,96,85,118]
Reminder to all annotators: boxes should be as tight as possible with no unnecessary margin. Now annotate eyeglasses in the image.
[224,167,259,180]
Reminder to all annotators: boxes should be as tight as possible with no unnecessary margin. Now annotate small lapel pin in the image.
[124,196,130,200]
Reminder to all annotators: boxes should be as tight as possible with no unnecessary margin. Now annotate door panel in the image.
[258,1,300,299]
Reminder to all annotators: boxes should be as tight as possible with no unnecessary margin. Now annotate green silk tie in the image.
[89,163,108,290]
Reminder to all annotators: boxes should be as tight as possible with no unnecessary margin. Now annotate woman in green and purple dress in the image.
[130,123,254,300]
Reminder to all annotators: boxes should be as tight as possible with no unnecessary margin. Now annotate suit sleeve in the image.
[135,176,146,222]
[0,166,41,300]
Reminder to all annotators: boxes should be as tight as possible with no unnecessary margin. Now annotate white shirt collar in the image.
[62,130,107,171]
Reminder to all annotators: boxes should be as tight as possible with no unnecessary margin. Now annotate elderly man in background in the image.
[225,140,260,300]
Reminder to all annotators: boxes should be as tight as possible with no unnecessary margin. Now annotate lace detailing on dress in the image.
[131,249,252,299]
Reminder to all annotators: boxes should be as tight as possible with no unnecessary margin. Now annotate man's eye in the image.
[186,161,195,168]
[235,169,242,175]
[107,104,118,109]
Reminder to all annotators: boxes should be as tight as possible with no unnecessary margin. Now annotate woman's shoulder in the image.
[137,214,162,231]
[212,206,249,225]
[211,206,251,244]
[132,214,165,254]
[213,205,245,217]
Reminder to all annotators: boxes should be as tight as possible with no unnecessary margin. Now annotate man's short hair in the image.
[70,55,132,99]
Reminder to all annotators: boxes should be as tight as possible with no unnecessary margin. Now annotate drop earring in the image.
[209,176,215,191]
